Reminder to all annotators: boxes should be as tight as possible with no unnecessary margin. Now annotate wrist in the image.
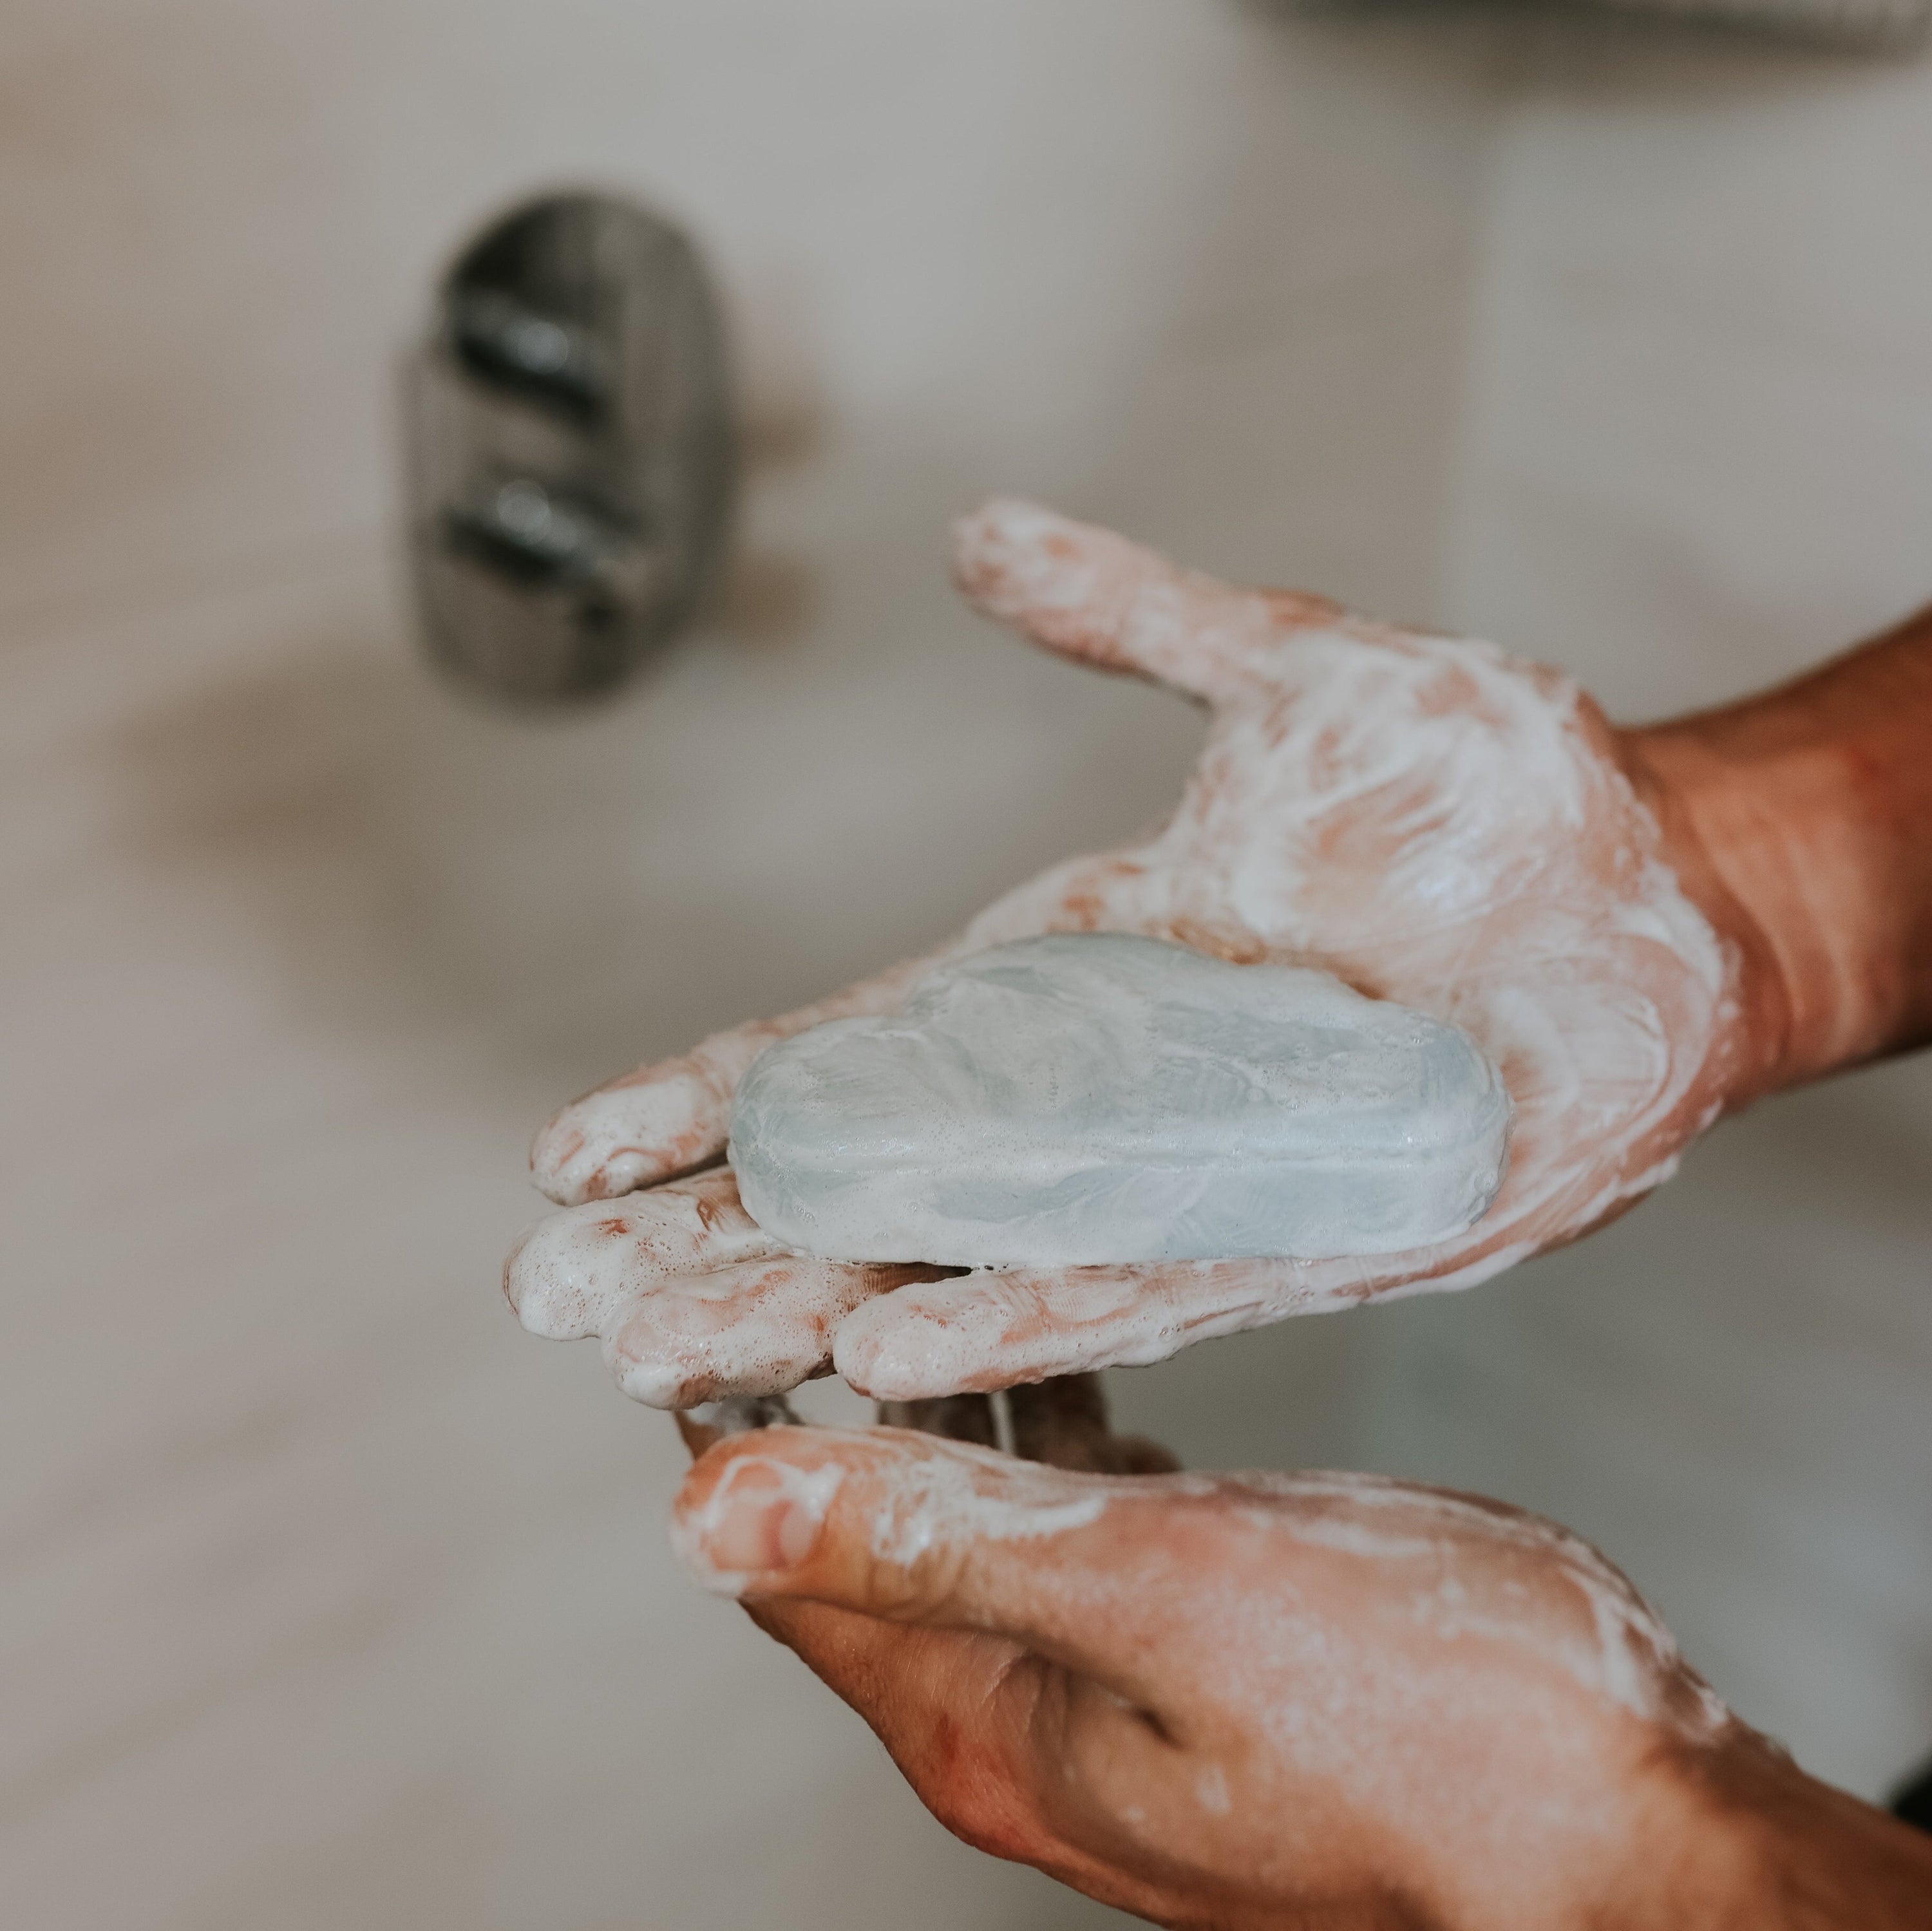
[1620,626,1932,1102]
[1620,722,1862,1102]
[1608,1728,1932,1931]
[1616,726,1800,1105]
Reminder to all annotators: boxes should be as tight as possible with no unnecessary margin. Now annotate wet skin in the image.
[670,1401,1932,1931]
[513,509,1932,1925]
[507,501,1932,1409]
[512,499,1738,1408]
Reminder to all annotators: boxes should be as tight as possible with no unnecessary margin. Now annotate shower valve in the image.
[406,191,736,703]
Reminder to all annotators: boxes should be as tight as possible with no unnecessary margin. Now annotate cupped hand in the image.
[667,1418,1931,1931]
[507,500,1759,1407]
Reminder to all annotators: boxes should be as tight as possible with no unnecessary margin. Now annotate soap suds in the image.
[514,503,1742,1406]
[676,1434,1733,1761]
[672,1452,847,1597]
[1222,1469,1728,1741]
[838,1430,1112,1570]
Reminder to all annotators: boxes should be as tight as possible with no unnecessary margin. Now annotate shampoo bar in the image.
[730,933,1510,1268]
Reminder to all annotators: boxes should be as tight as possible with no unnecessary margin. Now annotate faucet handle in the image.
[407,191,737,703]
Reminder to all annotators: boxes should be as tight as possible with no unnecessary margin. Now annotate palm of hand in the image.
[507,503,1738,1405]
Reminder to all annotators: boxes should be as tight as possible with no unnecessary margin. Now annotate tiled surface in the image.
[12,6,1932,1923]
[1452,28,1932,715]
[0,6,1504,1925]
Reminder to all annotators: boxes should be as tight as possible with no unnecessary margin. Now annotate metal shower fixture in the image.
[408,191,737,703]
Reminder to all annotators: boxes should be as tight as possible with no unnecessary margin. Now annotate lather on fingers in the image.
[506,1165,949,1408]
[529,952,954,1209]
[662,1418,1868,1931]
[949,495,1335,705]
[513,499,1747,1409]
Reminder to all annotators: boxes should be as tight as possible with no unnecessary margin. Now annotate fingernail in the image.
[672,1456,844,1596]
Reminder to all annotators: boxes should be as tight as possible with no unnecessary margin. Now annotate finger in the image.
[507,1165,947,1406]
[833,1227,1539,1399]
[831,1256,1394,1399]
[676,1427,1199,1907]
[674,1393,801,1459]
[602,1254,940,1409]
[670,1426,1168,1688]
[529,948,956,1206]
[505,1167,780,1341]
[880,1375,1180,1476]
[664,1406,1062,1858]
[951,499,1339,708]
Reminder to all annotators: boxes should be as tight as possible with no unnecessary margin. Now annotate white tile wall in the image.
[10,6,1931,1922]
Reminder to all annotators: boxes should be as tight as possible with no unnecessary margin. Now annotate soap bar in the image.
[733,936,1510,1267]
[729,933,1511,1268]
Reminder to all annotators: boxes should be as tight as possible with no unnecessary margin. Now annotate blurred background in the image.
[5,2,1932,1925]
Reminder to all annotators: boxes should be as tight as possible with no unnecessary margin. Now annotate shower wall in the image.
[10,8,1931,1926]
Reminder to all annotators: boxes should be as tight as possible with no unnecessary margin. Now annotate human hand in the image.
[507,500,1762,1406]
[667,1419,1932,1930]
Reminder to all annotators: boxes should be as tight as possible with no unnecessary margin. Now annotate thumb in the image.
[671,1424,1152,1673]
[951,498,1334,707]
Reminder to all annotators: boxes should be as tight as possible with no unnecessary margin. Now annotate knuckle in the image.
[856,1540,968,1623]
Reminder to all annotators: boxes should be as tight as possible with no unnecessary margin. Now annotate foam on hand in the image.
[728,934,1511,1268]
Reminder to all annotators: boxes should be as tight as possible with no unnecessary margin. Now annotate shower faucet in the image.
[407,191,737,702]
